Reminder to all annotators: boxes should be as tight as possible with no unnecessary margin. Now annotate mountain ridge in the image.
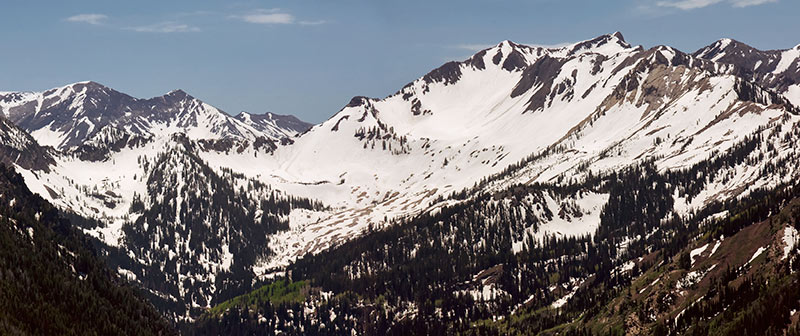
[0,81,312,150]
[3,33,800,328]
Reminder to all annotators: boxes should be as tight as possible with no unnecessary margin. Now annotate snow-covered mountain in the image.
[2,32,800,323]
[191,35,800,335]
[199,32,800,268]
[0,81,303,150]
[0,81,317,321]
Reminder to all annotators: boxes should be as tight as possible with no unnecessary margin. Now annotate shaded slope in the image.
[0,163,174,335]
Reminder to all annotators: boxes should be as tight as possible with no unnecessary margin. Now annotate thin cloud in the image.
[657,0,723,9]
[65,14,108,25]
[656,0,776,9]
[127,22,201,33]
[299,20,327,26]
[234,9,295,24]
[232,9,325,25]
[730,0,777,7]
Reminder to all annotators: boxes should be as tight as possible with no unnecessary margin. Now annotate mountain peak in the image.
[717,38,758,51]
[594,31,629,46]
[611,31,626,43]
[606,31,630,47]
[566,32,633,56]
[717,38,735,47]
[497,40,522,49]
[161,89,197,103]
[64,80,112,93]
[346,96,374,108]
[73,80,102,86]
[694,38,761,58]
[165,89,190,98]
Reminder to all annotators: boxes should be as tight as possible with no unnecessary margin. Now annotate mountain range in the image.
[2,32,800,334]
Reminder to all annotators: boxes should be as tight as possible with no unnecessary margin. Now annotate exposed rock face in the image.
[0,116,54,172]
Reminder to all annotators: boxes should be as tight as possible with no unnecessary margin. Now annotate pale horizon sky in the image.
[1,0,797,123]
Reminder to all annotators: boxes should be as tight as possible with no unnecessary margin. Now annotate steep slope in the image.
[10,134,323,323]
[115,137,323,321]
[0,116,54,172]
[0,163,174,335]
[466,181,800,335]
[578,197,800,335]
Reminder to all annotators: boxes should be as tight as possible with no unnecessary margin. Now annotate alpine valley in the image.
[2,32,800,335]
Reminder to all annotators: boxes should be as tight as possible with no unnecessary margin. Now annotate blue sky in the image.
[1,0,797,123]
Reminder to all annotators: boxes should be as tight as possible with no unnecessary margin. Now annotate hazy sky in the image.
[1,0,797,123]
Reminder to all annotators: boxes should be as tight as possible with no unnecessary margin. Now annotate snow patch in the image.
[775,48,800,74]
[689,243,709,266]
[747,246,767,265]
[709,237,723,257]
[551,287,578,308]
[785,84,800,107]
[118,268,137,281]
[783,226,798,260]
[29,122,67,148]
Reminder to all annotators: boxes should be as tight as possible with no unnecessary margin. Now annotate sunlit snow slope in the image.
[195,33,800,269]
